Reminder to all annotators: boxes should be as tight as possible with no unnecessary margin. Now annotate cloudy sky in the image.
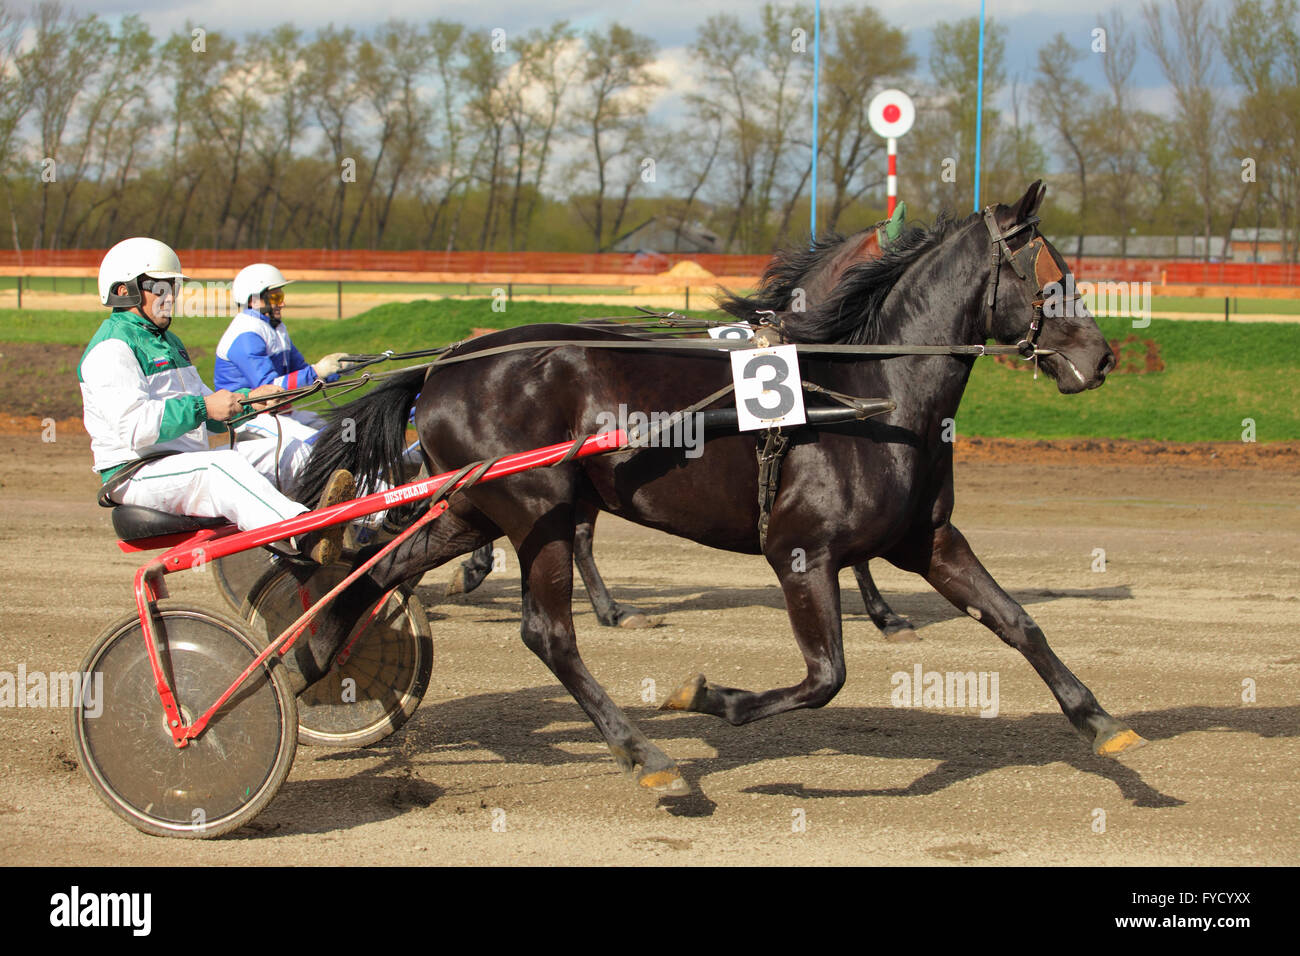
[60,0,1241,104]
[51,0,1250,172]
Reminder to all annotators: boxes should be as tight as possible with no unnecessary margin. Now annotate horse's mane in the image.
[720,213,961,345]
[718,230,855,317]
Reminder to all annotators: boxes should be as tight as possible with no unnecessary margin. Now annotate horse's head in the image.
[984,181,1115,394]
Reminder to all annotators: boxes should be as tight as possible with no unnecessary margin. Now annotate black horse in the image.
[296,183,1144,793]
[718,215,918,639]
[453,214,917,638]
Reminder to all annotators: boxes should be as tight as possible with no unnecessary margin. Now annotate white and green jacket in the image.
[78,311,248,482]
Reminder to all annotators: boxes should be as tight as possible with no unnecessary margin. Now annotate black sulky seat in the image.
[111,505,228,542]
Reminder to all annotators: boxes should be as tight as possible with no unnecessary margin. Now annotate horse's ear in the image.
[1016,180,1046,222]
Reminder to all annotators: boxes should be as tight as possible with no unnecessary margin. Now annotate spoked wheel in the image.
[241,563,432,748]
[71,602,297,839]
[210,548,279,614]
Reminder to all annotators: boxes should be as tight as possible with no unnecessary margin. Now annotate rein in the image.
[257,218,1073,406]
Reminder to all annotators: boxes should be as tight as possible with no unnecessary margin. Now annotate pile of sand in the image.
[632,260,716,295]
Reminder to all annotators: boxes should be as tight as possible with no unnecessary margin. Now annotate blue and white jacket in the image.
[214,308,337,391]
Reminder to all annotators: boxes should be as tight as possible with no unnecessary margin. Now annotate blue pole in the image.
[811,0,821,240]
[973,0,986,211]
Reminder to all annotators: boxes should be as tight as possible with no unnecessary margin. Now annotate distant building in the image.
[1227,228,1285,262]
[607,217,723,255]
[1046,234,1229,259]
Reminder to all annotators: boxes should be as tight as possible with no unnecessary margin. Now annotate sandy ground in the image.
[0,427,1296,866]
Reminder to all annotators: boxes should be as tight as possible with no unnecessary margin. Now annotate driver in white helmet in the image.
[78,237,353,564]
[214,264,350,483]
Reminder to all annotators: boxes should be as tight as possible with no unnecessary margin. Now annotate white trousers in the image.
[119,450,308,532]
[231,410,324,489]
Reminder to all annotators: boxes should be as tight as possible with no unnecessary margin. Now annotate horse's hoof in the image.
[619,613,664,629]
[881,622,920,643]
[1095,727,1148,756]
[638,766,689,794]
[445,567,467,596]
[660,674,707,711]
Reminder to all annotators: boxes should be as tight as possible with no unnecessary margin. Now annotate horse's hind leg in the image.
[286,503,500,693]
[572,501,659,629]
[447,542,495,595]
[896,521,1145,756]
[514,514,686,793]
[852,561,917,642]
[662,558,845,725]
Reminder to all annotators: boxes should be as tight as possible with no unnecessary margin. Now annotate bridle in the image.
[981,207,1071,361]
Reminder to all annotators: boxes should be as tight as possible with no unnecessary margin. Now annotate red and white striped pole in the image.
[887,137,898,217]
[869,90,914,218]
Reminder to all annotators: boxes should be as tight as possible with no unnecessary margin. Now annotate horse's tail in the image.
[292,366,427,504]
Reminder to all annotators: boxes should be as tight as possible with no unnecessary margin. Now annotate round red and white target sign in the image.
[868,89,915,138]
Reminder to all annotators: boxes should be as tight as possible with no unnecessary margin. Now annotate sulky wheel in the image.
[71,601,297,839]
[241,563,432,748]
[210,547,279,614]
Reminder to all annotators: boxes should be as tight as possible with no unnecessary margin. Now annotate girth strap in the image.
[756,428,790,551]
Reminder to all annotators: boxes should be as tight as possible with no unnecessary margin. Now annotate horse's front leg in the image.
[895,521,1146,755]
[662,557,845,725]
[852,561,917,642]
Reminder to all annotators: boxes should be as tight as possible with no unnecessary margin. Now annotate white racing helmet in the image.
[98,237,188,308]
[233,263,294,309]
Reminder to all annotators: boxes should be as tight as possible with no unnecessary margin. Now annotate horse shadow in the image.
[258,684,1295,832]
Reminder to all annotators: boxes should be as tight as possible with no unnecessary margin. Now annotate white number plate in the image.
[730,344,805,431]
[708,324,755,341]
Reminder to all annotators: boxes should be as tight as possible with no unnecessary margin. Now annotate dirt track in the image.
[0,425,1296,865]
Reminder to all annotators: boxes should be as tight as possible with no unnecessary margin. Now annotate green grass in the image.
[3,301,1297,441]
[960,315,1300,441]
[0,300,616,385]
[1153,295,1300,315]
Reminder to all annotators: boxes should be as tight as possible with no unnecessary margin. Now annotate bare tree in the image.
[0,2,31,257]
[302,27,361,249]
[689,13,761,249]
[63,18,158,247]
[519,23,581,248]
[1092,10,1147,253]
[671,99,726,250]
[461,31,511,250]
[239,25,309,249]
[818,4,915,233]
[19,2,100,249]
[1143,0,1224,258]
[1220,0,1300,262]
[1036,33,1098,256]
[569,23,661,251]
[417,20,471,250]
[344,22,431,248]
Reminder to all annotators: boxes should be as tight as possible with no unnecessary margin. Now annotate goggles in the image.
[142,277,179,298]
[262,288,286,306]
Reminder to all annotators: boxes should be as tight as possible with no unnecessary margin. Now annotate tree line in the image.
[0,0,1296,259]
